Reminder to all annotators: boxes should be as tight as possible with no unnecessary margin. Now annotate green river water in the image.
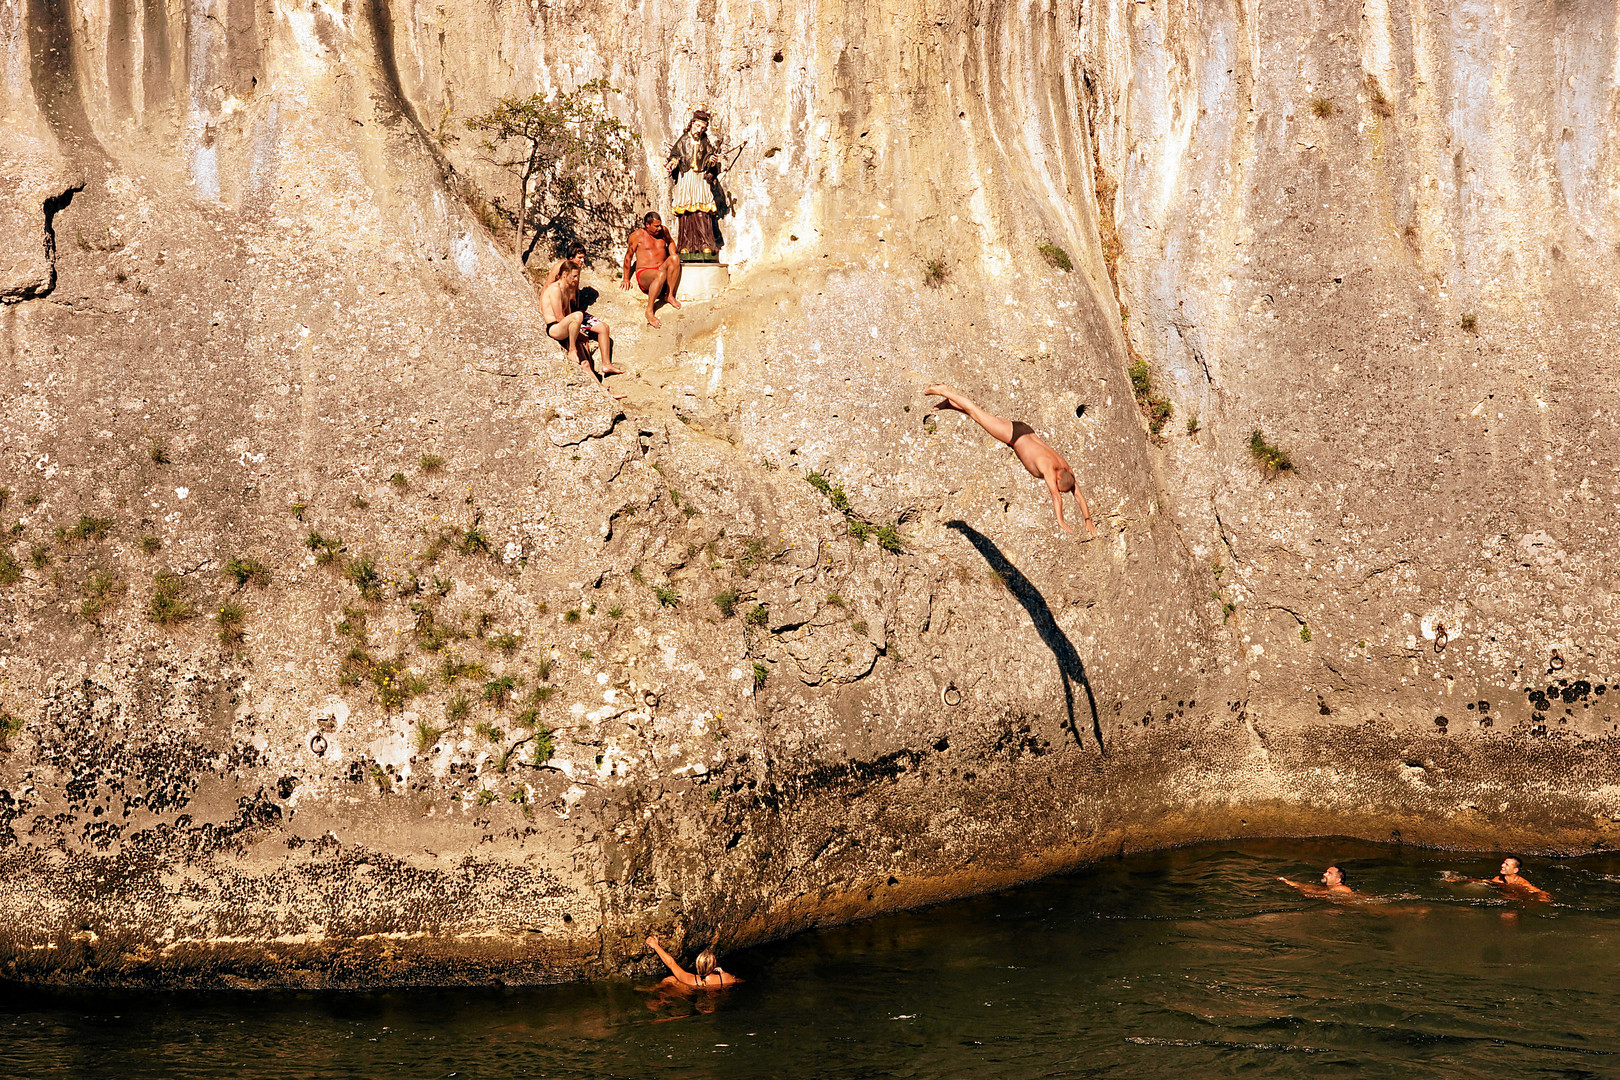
[4,839,1618,1078]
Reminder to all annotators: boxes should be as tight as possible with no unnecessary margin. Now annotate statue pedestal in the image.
[678,262,729,302]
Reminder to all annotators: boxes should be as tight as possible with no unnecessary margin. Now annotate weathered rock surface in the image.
[2,0,1620,986]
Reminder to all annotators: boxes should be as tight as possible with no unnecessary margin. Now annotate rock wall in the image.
[1,0,1619,986]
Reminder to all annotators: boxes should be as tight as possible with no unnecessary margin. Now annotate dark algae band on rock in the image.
[7,0,1620,989]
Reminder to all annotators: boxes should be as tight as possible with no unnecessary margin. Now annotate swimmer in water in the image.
[646,935,742,991]
[1278,865,1356,898]
[1483,857,1552,901]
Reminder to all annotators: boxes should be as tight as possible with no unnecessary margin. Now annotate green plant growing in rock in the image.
[0,710,22,749]
[805,470,851,514]
[490,630,520,655]
[414,720,444,752]
[526,685,558,706]
[305,529,342,565]
[752,661,769,689]
[713,589,739,618]
[1310,96,1336,117]
[458,525,492,556]
[852,620,869,636]
[29,544,49,569]
[420,453,446,473]
[339,645,373,688]
[826,593,846,609]
[483,674,522,707]
[475,720,504,743]
[148,437,170,464]
[344,553,384,601]
[535,657,554,682]
[577,648,594,660]
[389,472,409,489]
[745,603,769,628]
[922,258,949,288]
[217,601,247,649]
[608,605,623,619]
[58,515,113,544]
[655,585,679,608]
[445,694,470,722]
[224,556,271,589]
[337,606,369,640]
[1185,413,1201,436]
[564,608,581,624]
[1460,313,1478,333]
[1128,359,1173,438]
[289,501,307,521]
[531,729,555,764]
[370,656,427,710]
[465,79,640,267]
[139,535,160,554]
[476,787,497,806]
[148,571,197,625]
[1300,623,1313,643]
[0,549,20,587]
[22,492,40,508]
[80,570,121,623]
[1037,242,1073,272]
[1248,429,1295,473]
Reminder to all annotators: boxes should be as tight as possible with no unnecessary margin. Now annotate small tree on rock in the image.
[465,80,640,267]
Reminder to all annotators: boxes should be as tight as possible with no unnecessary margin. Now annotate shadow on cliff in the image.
[945,521,1105,754]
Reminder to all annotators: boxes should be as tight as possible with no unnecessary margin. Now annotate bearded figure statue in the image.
[665,108,724,257]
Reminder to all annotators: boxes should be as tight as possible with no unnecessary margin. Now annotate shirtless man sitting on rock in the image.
[926,384,1098,537]
[620,212,682,328]
[540,262,625,399]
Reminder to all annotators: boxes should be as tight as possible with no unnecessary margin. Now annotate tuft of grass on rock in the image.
[564,608,581,624]
[305,529,342,564]
[713,589,739,618]
[923,257,949,288]
[745,603,769,629]
[80,570,122,623]
[29,544,50,570]
[445,694,470,722]
[289,501,307,521]
[139,535,161,554]
[420,453,446,473]
[474,720,504,743]
[224,556,271,589]
[0,549,20,587]
[1128,359,1173,438]
[414,719,444,752]
[482,673,522,707]
[1037,242,1073,272]
[1248,429,1295,474]
[344,552,384,601]
[654,585,679,608]
[1310,96,1336,117]
[148,437,171,464]
[58,515,114,544]
[530,728,555,765]
[217,601,247,649]
[1460,313,1478,333]
[148,571,197,626]
[389,472,409,489]
[370,656,426,710]
[752,661,769,689]
[0,710,23,749]
[490,630,520,655]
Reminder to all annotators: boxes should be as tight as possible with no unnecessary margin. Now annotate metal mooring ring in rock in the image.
[942,685,962,707]
[1550,650,1565,672]
[1434,625,1448,653]
[644,691,660,708]
[310,734,328,756]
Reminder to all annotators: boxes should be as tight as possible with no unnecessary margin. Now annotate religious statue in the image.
[665,108,724,257]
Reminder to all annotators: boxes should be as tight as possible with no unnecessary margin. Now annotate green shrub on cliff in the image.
[0,549,20,587]
[1248,429,1294,473]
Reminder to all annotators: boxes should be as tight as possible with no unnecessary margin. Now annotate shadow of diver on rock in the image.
[945,520,1106,754]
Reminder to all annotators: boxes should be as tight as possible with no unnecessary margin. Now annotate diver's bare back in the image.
[1009,427,1068,482]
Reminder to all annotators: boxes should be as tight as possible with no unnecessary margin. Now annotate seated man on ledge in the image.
[539,262,624,399]
[620,211,682,328]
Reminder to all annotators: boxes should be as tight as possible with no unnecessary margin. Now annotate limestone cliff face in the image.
[0,0,1618,986]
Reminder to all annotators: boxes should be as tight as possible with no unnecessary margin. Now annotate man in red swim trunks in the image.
[926,384,1098,537]
[620,212,683,328]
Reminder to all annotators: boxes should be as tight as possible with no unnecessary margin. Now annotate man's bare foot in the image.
[600,364,627,376]
[646,313,662,328]
[665,297,682,309]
